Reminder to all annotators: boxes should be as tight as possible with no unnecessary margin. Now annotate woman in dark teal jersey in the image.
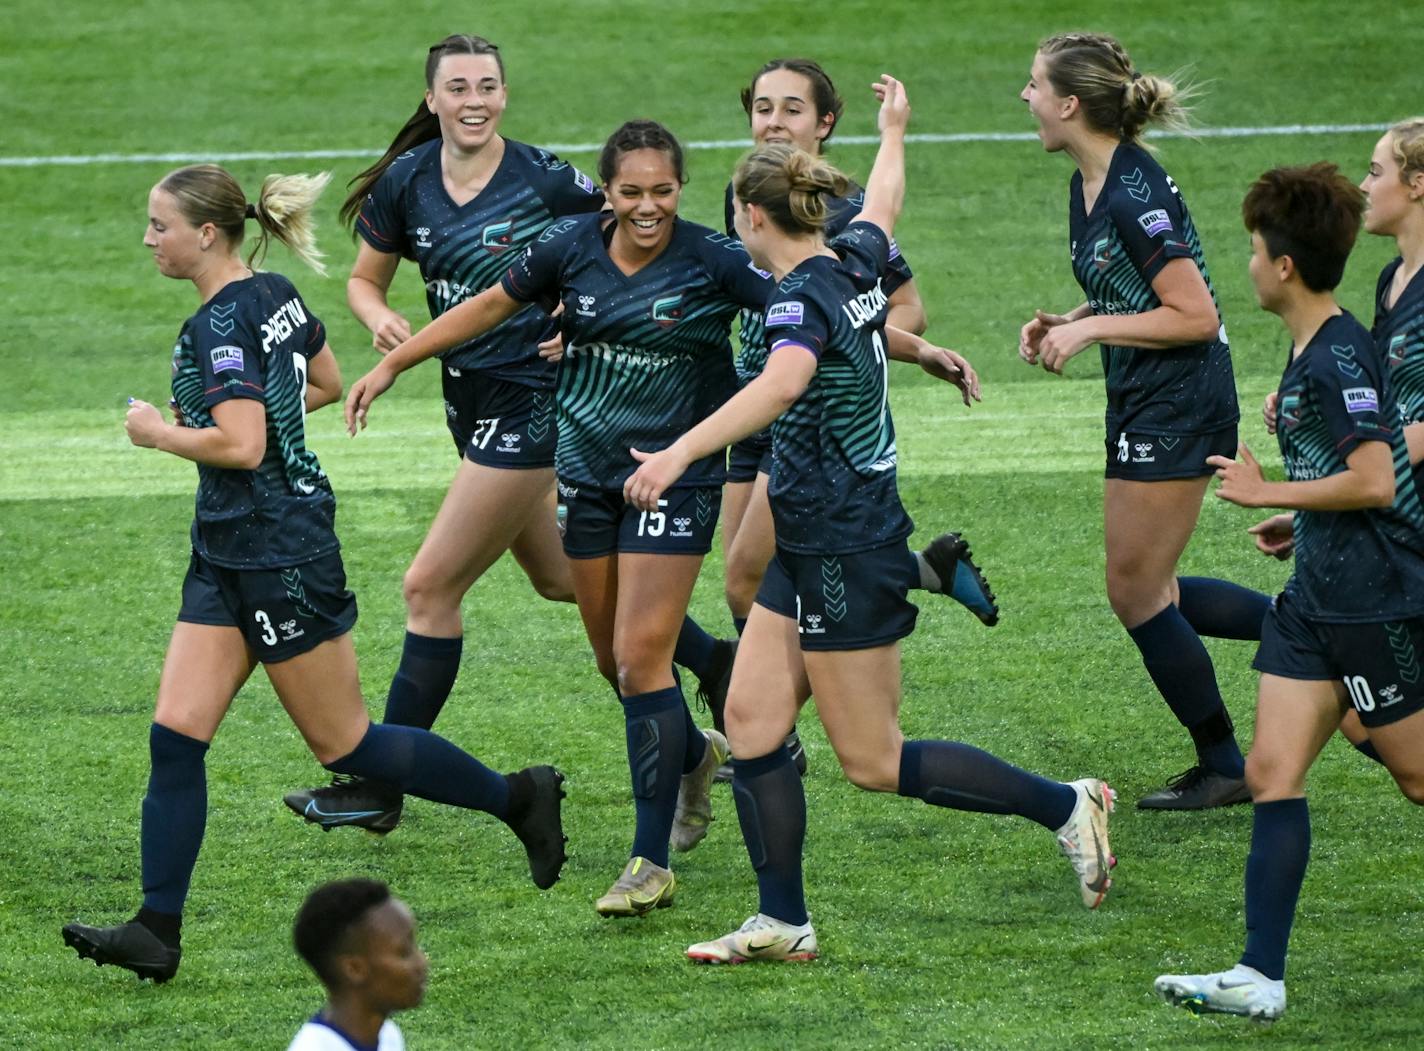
[62,166,567,985]
[721,58,995,656]
[628,79,1114,964]
[1019,32,1269,810]
[1157,164,1424,1021]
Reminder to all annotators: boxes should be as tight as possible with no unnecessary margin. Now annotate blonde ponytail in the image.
[250,172,331,276]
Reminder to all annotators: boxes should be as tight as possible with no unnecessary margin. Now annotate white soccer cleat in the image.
[1155,964,1286,1021]
[1056,778,1116,908]
[686,913,818,965]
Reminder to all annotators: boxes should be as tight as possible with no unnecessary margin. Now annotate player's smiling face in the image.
[1021,53,1071,151]
[607,147,682,254]
[749,69,833,155]
[143,186,205,280]
[1361,132,1422,237]
[427,53,506,153]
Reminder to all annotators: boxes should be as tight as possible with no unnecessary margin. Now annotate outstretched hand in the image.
[1207,442,1269,507]
[918,344,981,405]
[872,75,910,134]
[1248,512,1295,560]
[344,364,397,436]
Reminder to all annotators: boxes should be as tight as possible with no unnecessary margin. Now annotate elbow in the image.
[771,377,808,410]
[235,439,266,471]
[1366,476,1396,508]
[1188,308,1220,345]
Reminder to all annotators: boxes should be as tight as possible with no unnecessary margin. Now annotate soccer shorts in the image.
[442,367,556,469]
[726,432,773,483]
[1103,424,1236,481]
[755,541,919,652]
[560,482,720,559]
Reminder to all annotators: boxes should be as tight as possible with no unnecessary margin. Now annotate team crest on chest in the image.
[1278,385,1304,430]
[1092,237,1112,271]
[482,218,515,253]
[652,294,683,328]
[1388,333,1407,369]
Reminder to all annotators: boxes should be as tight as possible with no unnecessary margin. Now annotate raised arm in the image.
[851,75,910,238]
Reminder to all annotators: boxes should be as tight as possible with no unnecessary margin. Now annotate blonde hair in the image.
[1039,32,1194,144]
[1389,117,1424,184]
[159,164,330,276]
[732,143,849,235]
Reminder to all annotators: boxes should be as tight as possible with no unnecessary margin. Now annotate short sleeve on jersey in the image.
[191,309,264,409]
[355,158,411,256]
[1308,337,1392,460]
[501,217,581,303]
[303,315,327,358]
[701,234,774,310]
[830,221,892,282]
[1107,179,1194,283]
[527,149,606,216]
[765,296,832,360]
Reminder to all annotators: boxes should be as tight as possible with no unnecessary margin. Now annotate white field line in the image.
[0,123,1391,168]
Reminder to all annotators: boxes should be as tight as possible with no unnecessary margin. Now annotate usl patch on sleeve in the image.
[1343,386,1379,413]
[747,261,772,279]
[1137,209,1173,237]
[888,238,902,261]
[210,345,245,373]
[574,171,595,194]
[766,301,805,326]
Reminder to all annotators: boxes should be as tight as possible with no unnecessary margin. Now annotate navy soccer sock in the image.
[140,723,210,920]
[1126,605,1245,778]
[897,739,1076,830]
[1177,577,1272,642]
[622,686,689,867]
[732,746,808,926]
[1240,798,1311,981]
[381,631,463,730]
[673,616,719,681]
[326,723,511,820]
[1352,737,1384,764]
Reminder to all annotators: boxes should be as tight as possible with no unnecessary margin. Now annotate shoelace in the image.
[1163,766,1208,790]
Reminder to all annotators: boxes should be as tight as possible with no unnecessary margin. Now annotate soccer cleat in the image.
[1055,778,1117,909]
[62,919,181,983]
[506,765,568,890]
[695,638,738,734]
[919,532,999,627]
[672,729,729,852]
[1137,766,1251,810]
[686,913,819,965]
[1155,964,1286,1020]
[594,857,676,918]
[283,774,404,834]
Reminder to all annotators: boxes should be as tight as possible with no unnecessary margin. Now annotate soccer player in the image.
[708,57,1000,778]
[288,880,425,1051]
[61,165,566,983]
[625,77,1115,964]
[1155,163,1424,1021]
[1019,33,1270,809]
[283,34,734,832]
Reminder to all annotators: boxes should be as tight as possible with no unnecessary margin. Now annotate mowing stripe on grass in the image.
[0,123,1392,168]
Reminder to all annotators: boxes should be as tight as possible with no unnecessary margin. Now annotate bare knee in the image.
[614,638,671,696]
[1105,565,1173,627]
[531,576,575,603]
[402,562,456,619]
[838,751,899,793]
[1245,748,1303,802]
[1393,771,1424,806]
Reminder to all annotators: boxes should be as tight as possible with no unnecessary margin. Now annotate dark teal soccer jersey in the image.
[1275,311,1424,622]
[761,221,914,555]
[169,272,338,569]
[1068,142,1238,436]
[501,214,771,489]
[1374,257,1424,428]
[357,138,605,386]
[723,181,913,387]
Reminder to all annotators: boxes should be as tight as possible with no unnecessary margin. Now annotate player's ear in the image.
[1059,94,1080,120]
[425,89,436,115]
[336,951,369,987]
[1409,169,1424,202]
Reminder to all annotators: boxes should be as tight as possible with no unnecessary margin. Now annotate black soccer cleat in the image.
[283,774,404,834]
[506,765,568,890]
[1137,766,1252,810]
[62,920,181,983]
[919,532,999,627]
[695,638,738,735]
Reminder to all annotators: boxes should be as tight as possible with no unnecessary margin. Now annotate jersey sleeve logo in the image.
[573,170,596,194]
[210,345,245,373]
[1343,387,1379,414]
[766,301,805,327]
[1137,209,1172,237]
[1331,344,1364,379]
[888,238,902,261]
[1120,167,1152,203]
[415,226,433,248]
[208,301,236,336]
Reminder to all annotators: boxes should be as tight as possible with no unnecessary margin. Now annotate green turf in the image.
[4,1,1421,1048]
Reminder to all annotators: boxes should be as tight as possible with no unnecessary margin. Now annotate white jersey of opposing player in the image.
[287,1017,404,1051]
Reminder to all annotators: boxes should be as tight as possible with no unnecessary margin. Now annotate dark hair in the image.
[340,35,504,228]
[1242,163,1365,293]
[733,144,849,235]
[1038,32,1192,144]
[740,58,845,148]
[293,879,392,987]
[160,164,329,275]
[596,120,687,185]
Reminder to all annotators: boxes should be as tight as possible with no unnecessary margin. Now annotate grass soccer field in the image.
[3,1,1421,1048]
